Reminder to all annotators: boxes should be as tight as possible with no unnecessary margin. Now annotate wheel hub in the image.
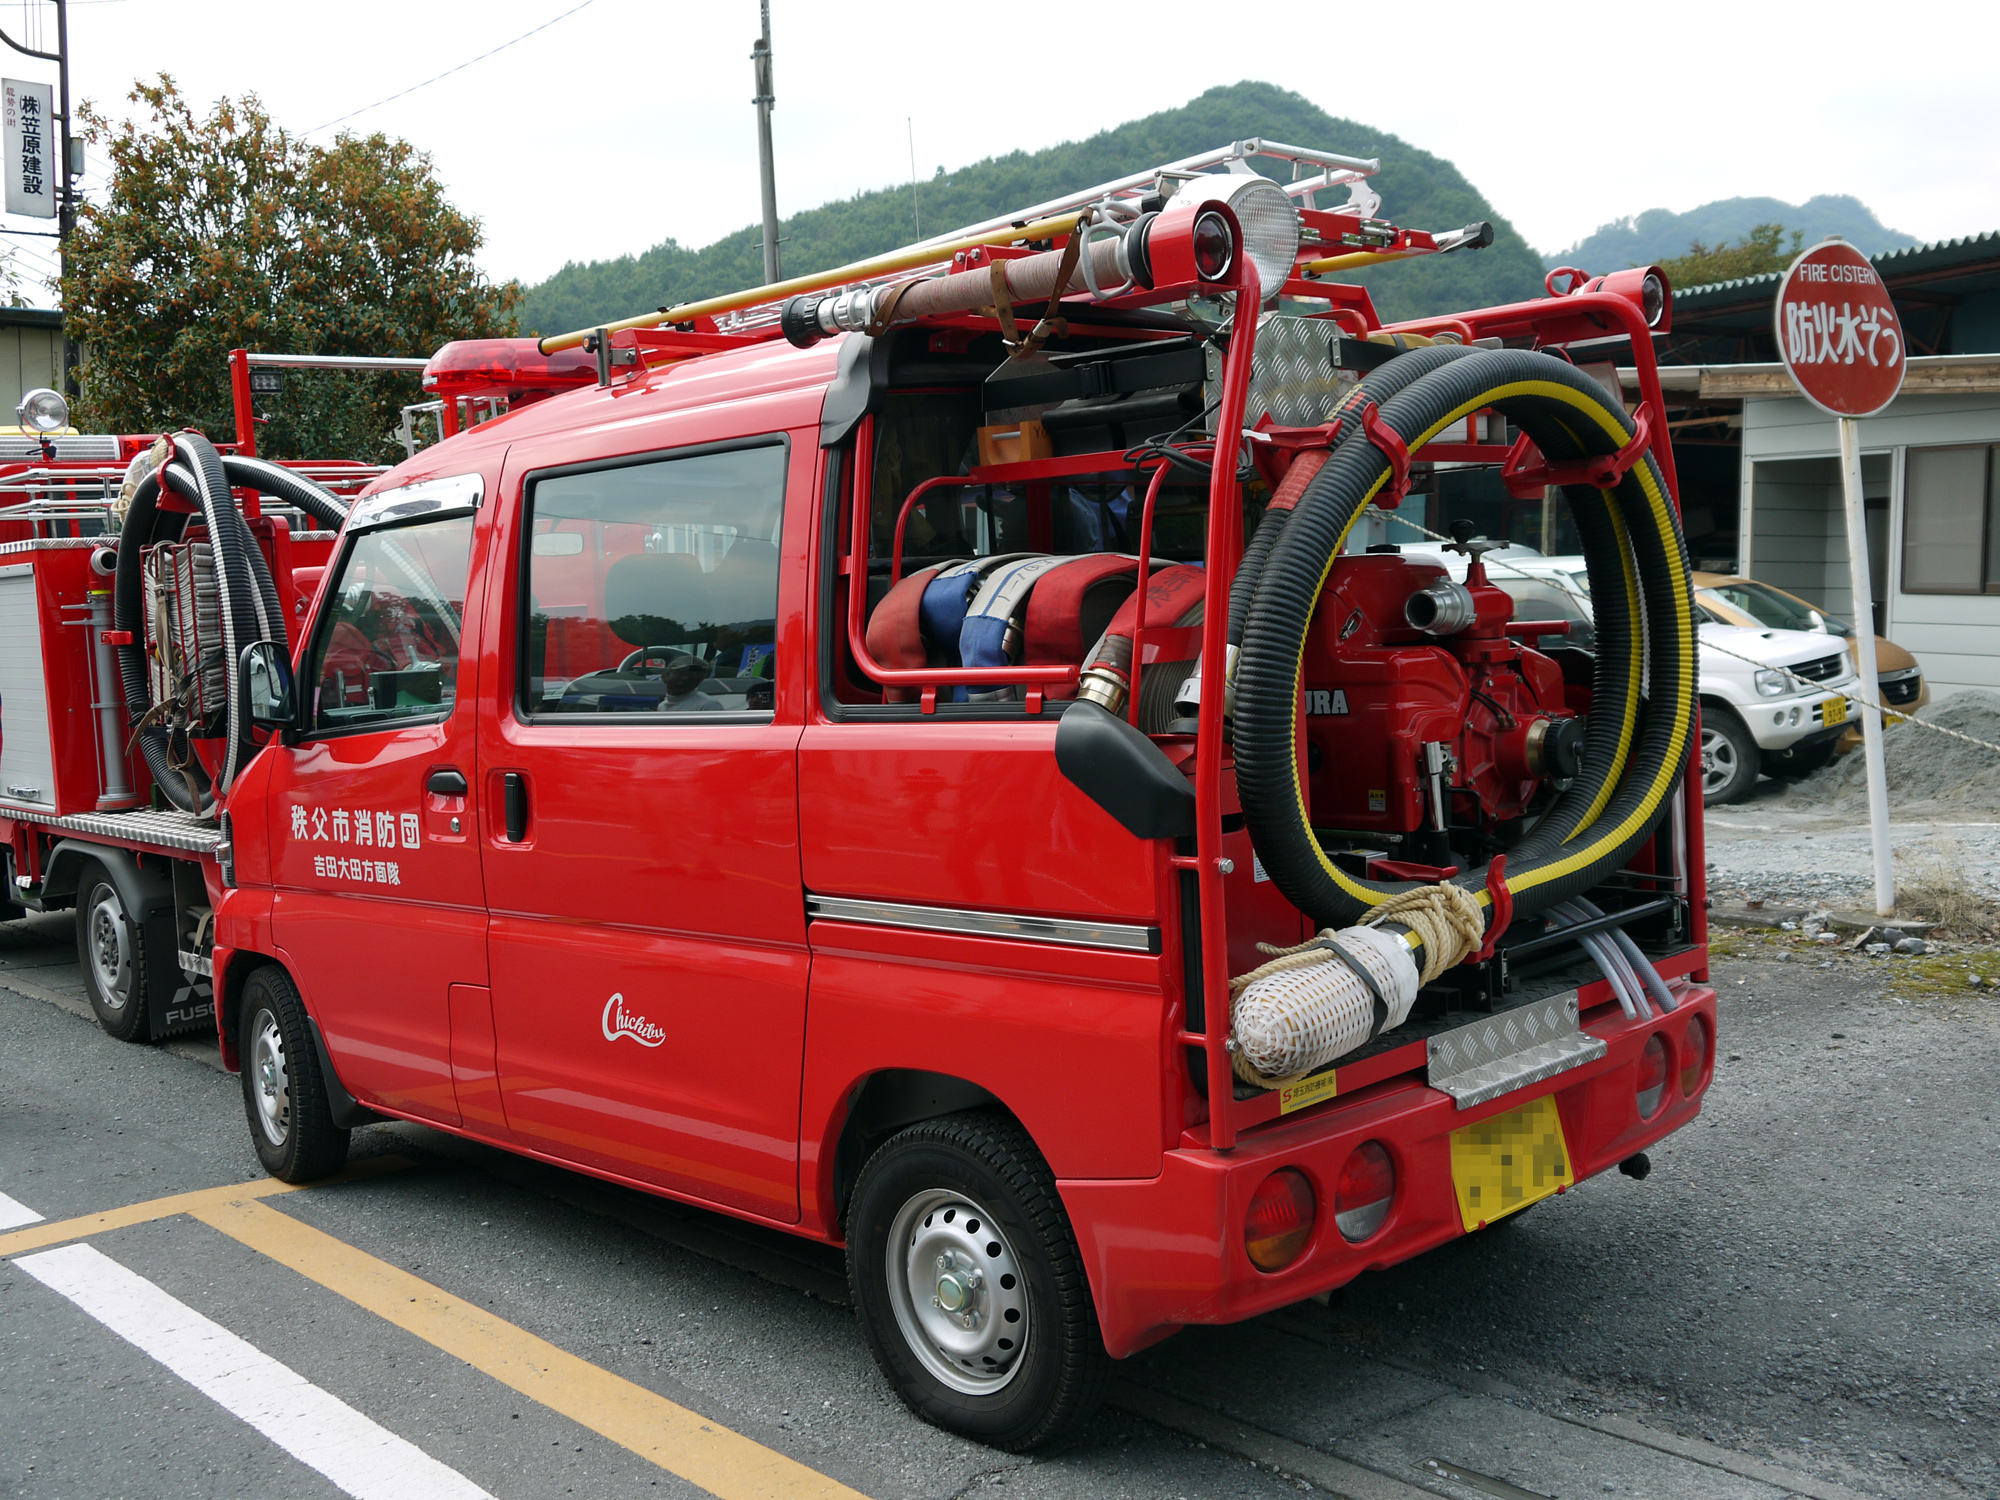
[886,1189,1029,1395]
[249,1012,291,1148]
[85,887,130,1008]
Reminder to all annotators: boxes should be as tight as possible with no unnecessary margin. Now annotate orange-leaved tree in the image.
[62,76,520,460]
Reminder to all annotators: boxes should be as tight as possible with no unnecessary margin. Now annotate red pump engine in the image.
[1300,540,1583,868]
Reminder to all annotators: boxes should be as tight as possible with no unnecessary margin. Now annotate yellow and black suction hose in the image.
[1231,348,1697,967]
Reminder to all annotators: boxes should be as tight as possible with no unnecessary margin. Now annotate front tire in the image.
[847,1112,1108,1451]
[75,862,149,1042]
[1699,706,1759,806]
[239,966,349,1183]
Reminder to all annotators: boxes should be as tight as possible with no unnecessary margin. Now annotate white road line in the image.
[11,1243,496,1500]
[0,1189,44,1230]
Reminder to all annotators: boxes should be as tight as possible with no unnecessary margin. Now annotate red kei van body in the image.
[199,144,1714,1449]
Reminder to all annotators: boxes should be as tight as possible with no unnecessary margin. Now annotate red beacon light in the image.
[422,338,599,408]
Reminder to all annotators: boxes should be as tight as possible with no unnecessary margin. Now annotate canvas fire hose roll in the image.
[1231,348,1698,976]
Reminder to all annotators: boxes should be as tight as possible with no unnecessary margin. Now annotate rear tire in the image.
[75,862,149,1042]
[1699,706,1759,806]
[847,1111,1108,1451]
[239,966,349,1183]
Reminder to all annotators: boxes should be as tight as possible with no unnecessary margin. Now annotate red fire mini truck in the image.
[212,141,1714,1449]
[0,368,390,1042]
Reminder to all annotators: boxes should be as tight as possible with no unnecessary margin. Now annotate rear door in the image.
[477,432,811,1222]
[267,474,490,1125]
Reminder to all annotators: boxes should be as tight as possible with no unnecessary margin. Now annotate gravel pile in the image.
[1794,690,2000,816]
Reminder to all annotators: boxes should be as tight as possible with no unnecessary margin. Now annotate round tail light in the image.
[1641,271,1667,327]
[1333,1141,1396,1243]
[1680,1014,1710,1096]
[1244,1167,1315,1272]
[1635,1033,1669,1118]
[1191,210,1235,281]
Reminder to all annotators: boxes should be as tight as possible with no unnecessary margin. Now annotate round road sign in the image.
[1773,239,1905,418]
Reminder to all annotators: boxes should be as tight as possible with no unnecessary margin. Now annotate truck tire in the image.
[847,1111,1108,1451]
[75,861,150,1043]
[1699,705,1759,806]
[239,965,349,1183]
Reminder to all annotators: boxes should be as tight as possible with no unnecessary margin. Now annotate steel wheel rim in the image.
[884,1188,1029,1395]
[1700,725,1738,796]
[85,884,131,1009]
[249,1009,292,1148]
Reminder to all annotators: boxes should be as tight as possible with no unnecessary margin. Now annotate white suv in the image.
[1392,544,1860,804]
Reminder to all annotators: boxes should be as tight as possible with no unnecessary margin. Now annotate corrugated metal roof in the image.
[1672,229,2000,309]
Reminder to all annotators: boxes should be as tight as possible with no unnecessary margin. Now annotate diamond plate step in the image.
[1426,991,1608,1109]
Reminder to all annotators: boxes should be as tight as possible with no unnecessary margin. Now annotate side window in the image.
[523,442,785,716]
[307,514,474,734]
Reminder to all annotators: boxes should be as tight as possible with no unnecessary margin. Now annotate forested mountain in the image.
[519,81,1546,334]
[1548,196,1918,273]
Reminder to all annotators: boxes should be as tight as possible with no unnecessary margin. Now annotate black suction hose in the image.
[114,465,210,813]
[1224,342,1478,652]
[113,435,294,812]
[219,454,349,529]
[1232,348,1697,964]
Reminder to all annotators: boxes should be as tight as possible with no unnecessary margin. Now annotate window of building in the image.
[1903,444,1999,595]
[522,441,786,716]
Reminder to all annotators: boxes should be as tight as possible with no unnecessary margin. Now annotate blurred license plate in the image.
[1822,695,1847,726]
[1448,1094,1574,1231]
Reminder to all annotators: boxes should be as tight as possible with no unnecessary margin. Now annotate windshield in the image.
[1708,579,1850,637]
[1493,579,1596,651]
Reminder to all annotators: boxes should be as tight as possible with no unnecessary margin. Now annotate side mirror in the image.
[240,640,296,730]
[1808,609,1828,633]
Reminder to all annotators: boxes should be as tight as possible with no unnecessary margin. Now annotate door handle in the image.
[503,772,528,843]
[428,768,468,796]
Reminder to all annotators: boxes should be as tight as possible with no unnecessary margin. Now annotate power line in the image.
[303,0,596,136]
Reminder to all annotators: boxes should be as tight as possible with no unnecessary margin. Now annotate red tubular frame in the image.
[229,348,256,456]
[1182,261,1262,1150]
[845,419,1081,693]
[889,473,979,585]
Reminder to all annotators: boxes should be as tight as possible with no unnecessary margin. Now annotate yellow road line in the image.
[191,1196,871,1500]
[0,1157,408,1258]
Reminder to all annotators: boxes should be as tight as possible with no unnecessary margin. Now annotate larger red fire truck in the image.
[8,140,1714,1450]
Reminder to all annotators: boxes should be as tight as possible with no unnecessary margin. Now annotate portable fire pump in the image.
[4,139,1713,1453]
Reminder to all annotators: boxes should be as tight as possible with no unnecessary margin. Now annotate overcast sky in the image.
[5,0,1994,302]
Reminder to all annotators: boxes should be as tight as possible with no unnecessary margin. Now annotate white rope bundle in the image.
[1229,924,1417,1086]
[1227,882,1486,1088]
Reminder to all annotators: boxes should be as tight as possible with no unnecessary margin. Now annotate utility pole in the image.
[54,0,75,398]
[750,0,780,285]
[0,0,77,397]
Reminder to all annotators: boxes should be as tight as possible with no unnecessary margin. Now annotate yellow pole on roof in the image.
[536,210,1088,354]
[1299,248,1426,276]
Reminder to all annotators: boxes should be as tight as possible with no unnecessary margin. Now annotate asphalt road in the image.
[3,908,1995,1500]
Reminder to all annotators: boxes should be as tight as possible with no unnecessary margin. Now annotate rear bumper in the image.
[1059,986,1716,1358]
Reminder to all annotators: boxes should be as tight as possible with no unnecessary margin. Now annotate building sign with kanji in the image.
[2,78,53,220]
[1774,239,1906,418]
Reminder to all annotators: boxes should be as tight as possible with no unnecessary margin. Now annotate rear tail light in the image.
[1244,1168,1315,1271]
[1191,210,1235,281]
[1635,1033,1668,1118]
[1680,1014,1710,1096]
[1333,1141,1396,1243]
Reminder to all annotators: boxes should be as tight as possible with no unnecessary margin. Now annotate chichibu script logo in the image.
[602,992,666,1047]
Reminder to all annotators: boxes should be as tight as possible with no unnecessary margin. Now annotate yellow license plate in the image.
[1448,1094,1574,1231]
[1821,695,1847,726]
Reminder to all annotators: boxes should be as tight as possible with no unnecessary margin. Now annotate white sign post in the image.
[2,77,54,219]
[1775,239,1906,916]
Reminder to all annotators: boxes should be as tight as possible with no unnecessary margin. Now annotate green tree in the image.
[61,77,520,460]
[1657,224,1804,290]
